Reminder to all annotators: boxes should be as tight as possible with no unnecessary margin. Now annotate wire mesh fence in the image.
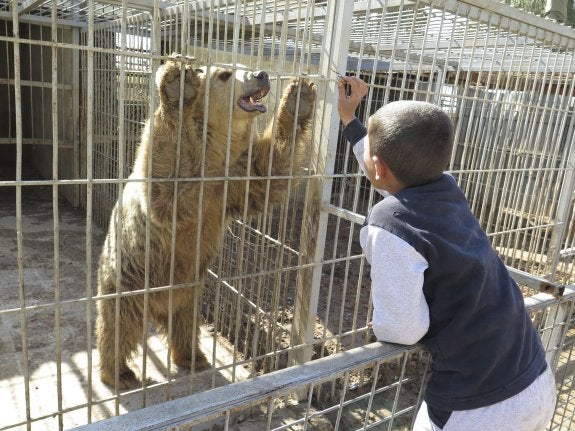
[0,0,574,430]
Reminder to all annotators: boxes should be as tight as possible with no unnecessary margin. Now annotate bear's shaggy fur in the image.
[96,54,316,388]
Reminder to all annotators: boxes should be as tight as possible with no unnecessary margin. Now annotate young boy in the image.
[337,76,556,431]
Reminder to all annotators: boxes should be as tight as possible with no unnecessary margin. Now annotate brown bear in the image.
[95,54,316,389]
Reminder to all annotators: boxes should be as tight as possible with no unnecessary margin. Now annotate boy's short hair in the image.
[368,101,454,187]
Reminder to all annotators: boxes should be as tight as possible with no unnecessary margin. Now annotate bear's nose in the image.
[254,70,269,81]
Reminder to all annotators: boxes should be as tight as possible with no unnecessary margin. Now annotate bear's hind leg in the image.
[171,310,210,370]
[96,296,143,389]
[156,298,210,371]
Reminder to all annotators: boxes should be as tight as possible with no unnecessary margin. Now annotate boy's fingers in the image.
[340,76,367,100]
[350,79,368,98]
[337,80,347,98]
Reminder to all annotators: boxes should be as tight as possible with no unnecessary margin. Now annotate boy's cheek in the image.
[371,176,387,191]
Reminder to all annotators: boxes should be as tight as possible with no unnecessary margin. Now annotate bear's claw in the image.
[283,77,316,119]
[157,57,200,105]
[172,349,211,371]
[100,367,141,389]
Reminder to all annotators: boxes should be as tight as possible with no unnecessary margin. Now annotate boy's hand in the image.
[337,76,368,127]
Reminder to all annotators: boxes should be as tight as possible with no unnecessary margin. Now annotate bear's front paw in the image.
[282,78,316,119]
[156,54,200,105]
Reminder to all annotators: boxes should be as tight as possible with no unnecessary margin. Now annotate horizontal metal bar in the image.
[508,267,565,297]
[69,342,419,431]
[0,78,73,90]
[524,285,575,311]
[0,138,74,148]
[322,203,366,225]
[0,172,323,188]
[17,0,45,15]
[96,0,172,11]
[0,10,84,28]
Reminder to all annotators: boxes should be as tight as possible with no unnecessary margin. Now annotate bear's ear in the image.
[217,70,233,81]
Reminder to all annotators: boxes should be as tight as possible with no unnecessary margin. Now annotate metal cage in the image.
[0,0,574,430]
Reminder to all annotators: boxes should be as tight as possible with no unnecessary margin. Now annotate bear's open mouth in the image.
[238,86,270,113]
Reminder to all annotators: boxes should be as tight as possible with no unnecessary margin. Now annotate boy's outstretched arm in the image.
[337,76,368,126]
[337,76,387,196]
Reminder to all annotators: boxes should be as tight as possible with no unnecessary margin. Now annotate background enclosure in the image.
[0,0,575,430]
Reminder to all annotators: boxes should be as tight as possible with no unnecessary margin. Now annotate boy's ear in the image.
[372,155,387,181]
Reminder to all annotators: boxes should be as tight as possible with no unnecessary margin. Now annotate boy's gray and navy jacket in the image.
[343,118,547,412]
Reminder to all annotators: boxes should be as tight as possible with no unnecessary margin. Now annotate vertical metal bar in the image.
[71,29,80,207]
[84,0,95,421]
[362,360,381,430]
[411,0,434,101]
[345,0,387,355]
[166,8,179,401]
[469,15,496,225]
[265,396,274,429]
[137,8,150,403]
[112,0,128,407]
[387,352,410,431]
[330,0,375,353]
[380,0,403,105]
[303,383,315,430]
[289,0,353,372]
[140,0,161,406]
[333,370,351,430]
[490,22,531,254]
[181,0,197,396]
[447,2,472,173]
[519,31,554,269]
[410,352,431,430]
[427,4,451,107]
[242,0,289,375]
[227,1,244,383]
[533,35,567,275]
[197,1,220,392]
[508,28,544,270]
[546,70,575,280]
[483,24,520,243]
[29,22,37,146]
[50,0,64,428]
[10,1,32,429]
[396,0,416,99]
[542,295,574,371]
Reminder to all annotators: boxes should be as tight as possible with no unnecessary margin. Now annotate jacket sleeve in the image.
[342,118,368,145]
[360,224,430,345]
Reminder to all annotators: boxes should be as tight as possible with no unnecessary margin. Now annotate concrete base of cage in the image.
[0,184,250,431]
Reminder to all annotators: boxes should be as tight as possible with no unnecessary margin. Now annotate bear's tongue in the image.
[239,89,267,113]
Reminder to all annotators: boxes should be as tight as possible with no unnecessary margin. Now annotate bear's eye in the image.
[218,70,233,81]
